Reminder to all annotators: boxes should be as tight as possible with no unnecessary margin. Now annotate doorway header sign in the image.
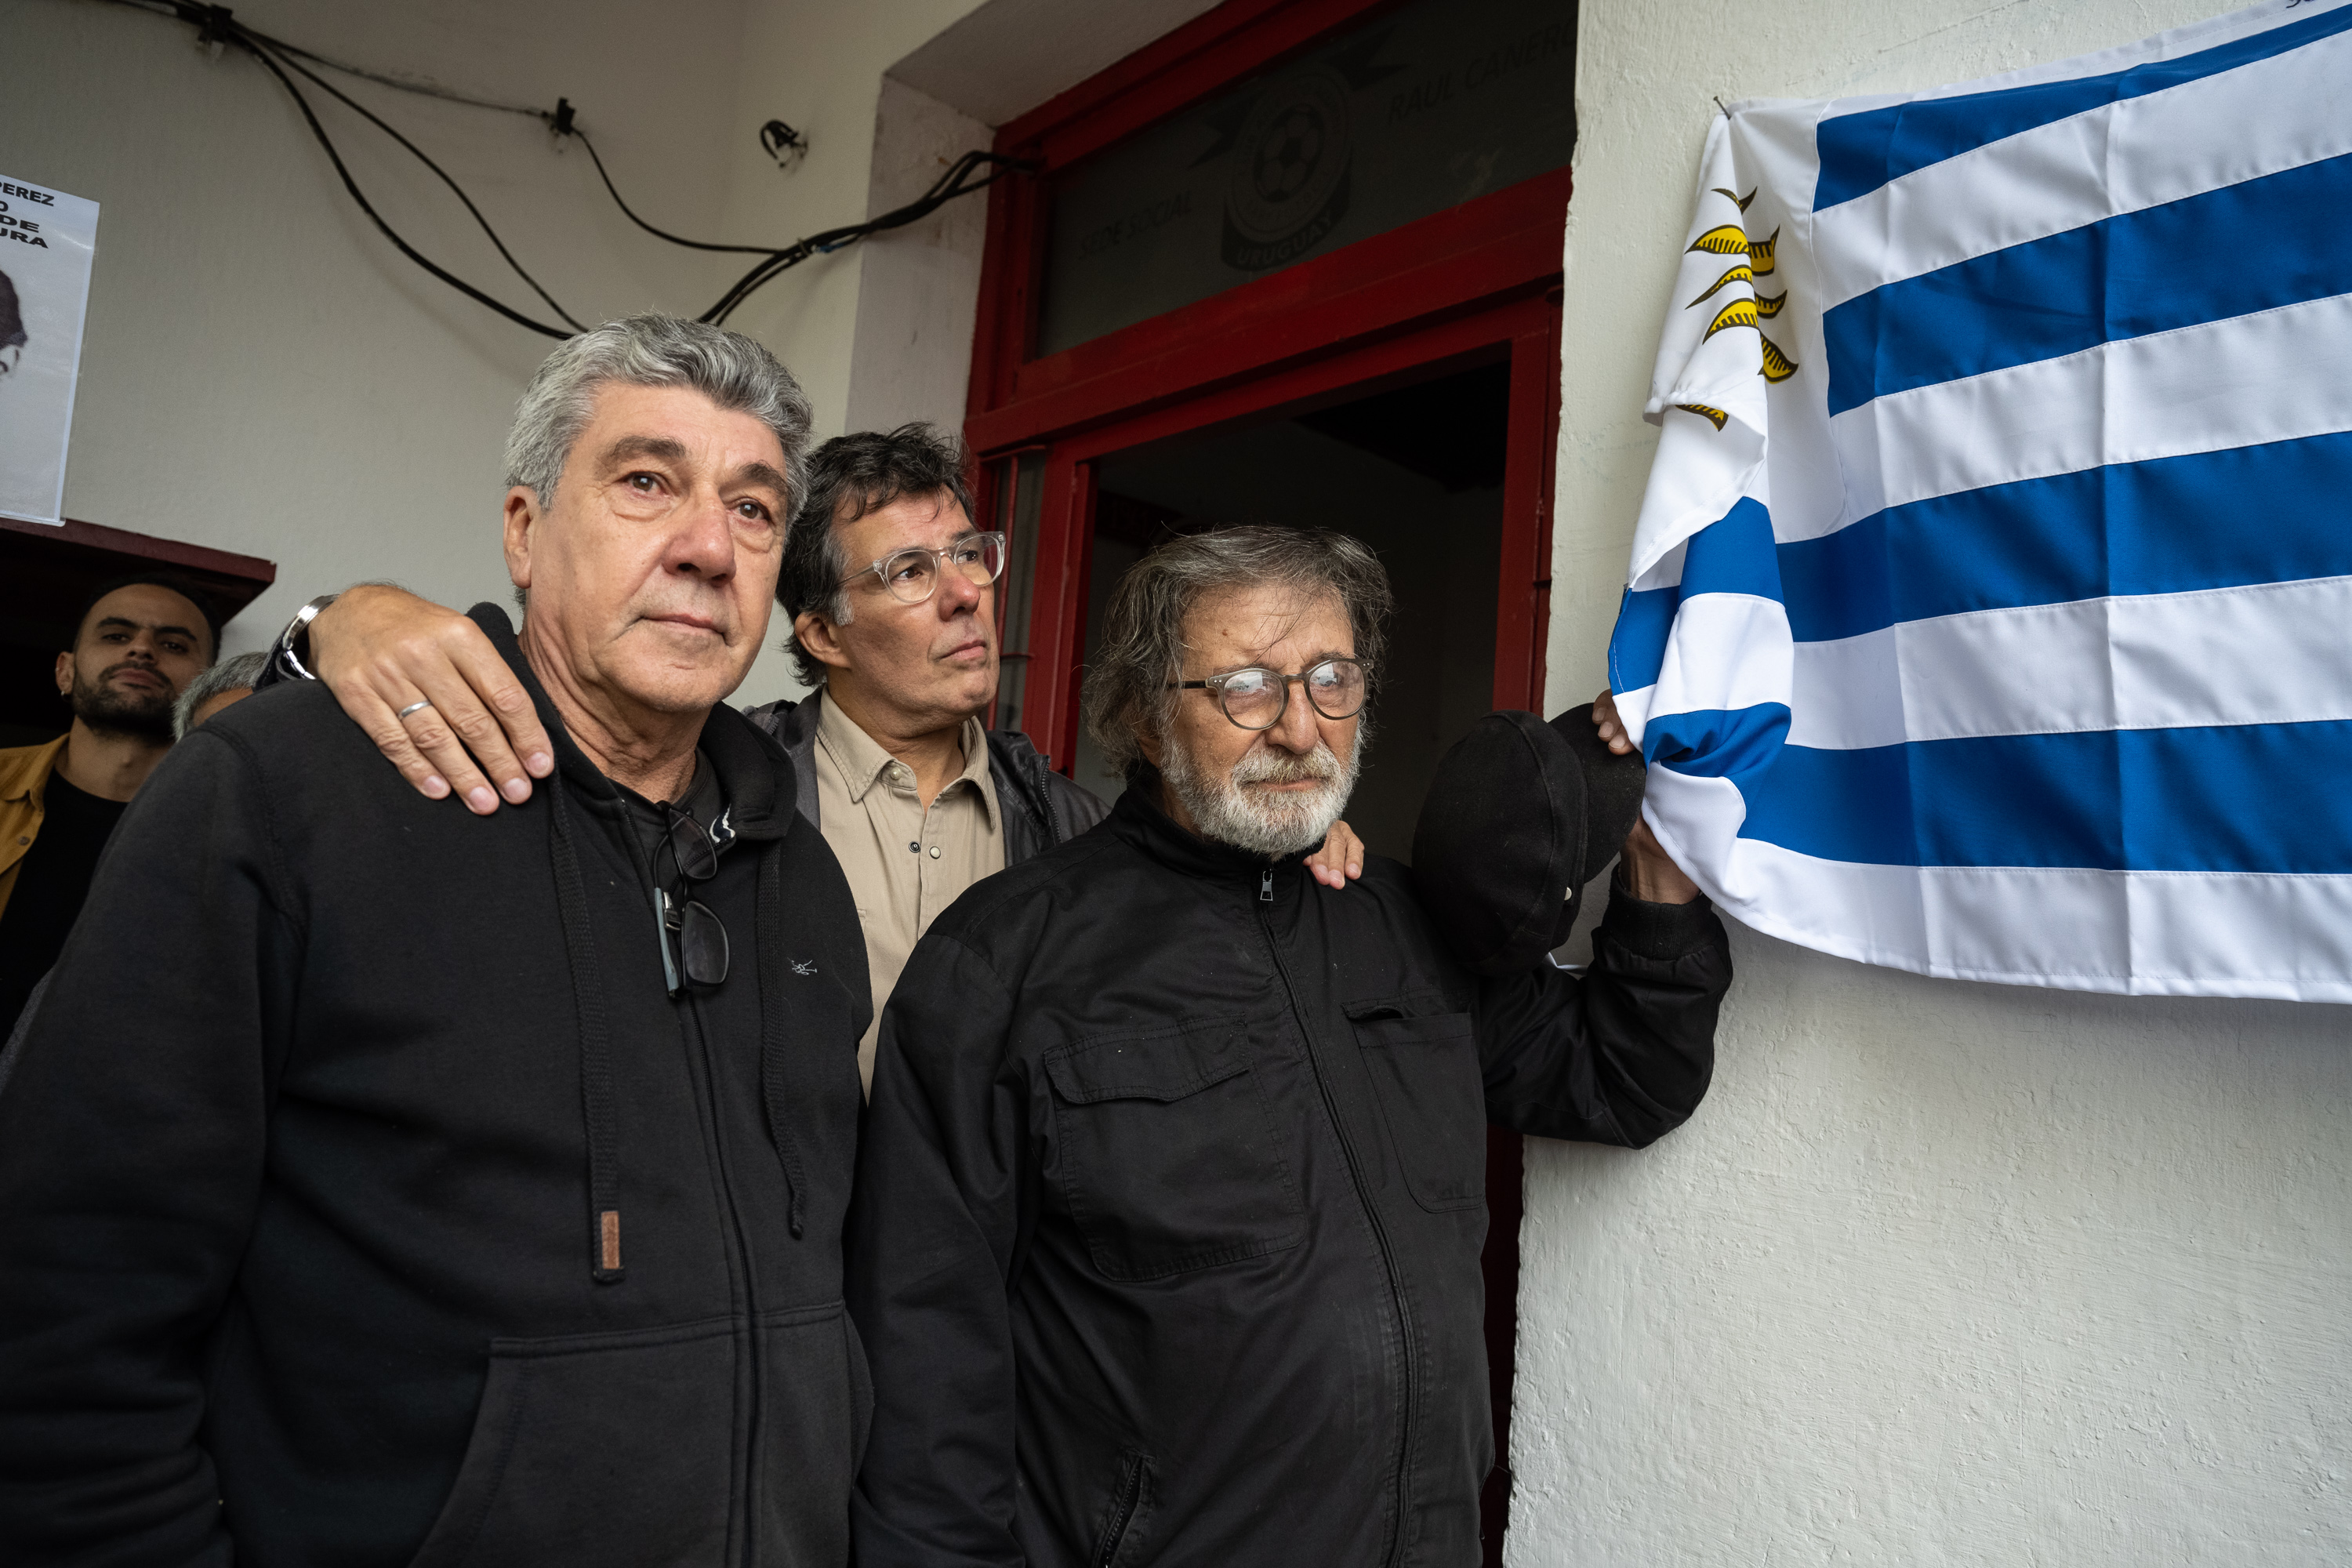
[0,174,100,526]
[1034,0,1573,357]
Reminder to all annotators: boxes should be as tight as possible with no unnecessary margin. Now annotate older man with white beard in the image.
[844,525,1734,1568]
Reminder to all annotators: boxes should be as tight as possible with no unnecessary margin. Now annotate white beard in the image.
[1163,727,1363,858]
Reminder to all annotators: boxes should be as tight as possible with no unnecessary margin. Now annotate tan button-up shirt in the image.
[811,690,1004,1091]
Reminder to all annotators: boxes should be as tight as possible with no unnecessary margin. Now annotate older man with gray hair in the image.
[0,316,873,1566]
[846,524,1734,1568]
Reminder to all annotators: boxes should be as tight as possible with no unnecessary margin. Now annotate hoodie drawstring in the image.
[757,844,811,1239]
[548,774,626,1283]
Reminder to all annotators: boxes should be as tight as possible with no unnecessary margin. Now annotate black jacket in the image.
[742,693,1109,862]
[0,607,873,1567]
[845,779,1732,1568]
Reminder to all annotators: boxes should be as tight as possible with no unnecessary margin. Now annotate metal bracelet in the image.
[274,592,341,682]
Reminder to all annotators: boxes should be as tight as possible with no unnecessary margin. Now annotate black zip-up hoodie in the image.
[0,607,873,1567]
[845,775,1732,1568]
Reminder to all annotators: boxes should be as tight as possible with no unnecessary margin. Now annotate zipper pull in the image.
[1260,866,1274,903]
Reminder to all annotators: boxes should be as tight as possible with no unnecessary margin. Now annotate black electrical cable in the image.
[79,0,1033,339]
[106,0,547,117]
[575,129,1030,323]
[89,0,574,336]
[700,158,984,325]
[240,30,586,330]
[571,129,781,256]
[698,150,1030,326]
[262,37,548,121]
[236,38,574,338]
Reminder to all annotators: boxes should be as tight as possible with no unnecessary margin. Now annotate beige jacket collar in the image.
[812,689,996,827]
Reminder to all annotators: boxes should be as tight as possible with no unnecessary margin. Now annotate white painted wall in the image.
[1,0,993,706]
[1519,2,2352,1562]
[842,76,993,437]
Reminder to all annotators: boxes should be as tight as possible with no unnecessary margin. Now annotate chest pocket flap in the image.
[1348,1005,1486,1213]
[1044,1021,1304,1281]
[1045,1030,1251,1104]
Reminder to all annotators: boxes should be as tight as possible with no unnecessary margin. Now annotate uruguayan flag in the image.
[1608,0,2352,1002]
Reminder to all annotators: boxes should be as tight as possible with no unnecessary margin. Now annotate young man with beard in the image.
[845,526,1734,1568]
[0,575,218,1033]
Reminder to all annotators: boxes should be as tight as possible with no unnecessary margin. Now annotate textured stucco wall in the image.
[1518,2,2352,1561]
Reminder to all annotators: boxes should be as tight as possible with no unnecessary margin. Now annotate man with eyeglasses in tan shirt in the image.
[754,426,1106,1089]
[755,426,1363,1088]
[274,423,1365,1091]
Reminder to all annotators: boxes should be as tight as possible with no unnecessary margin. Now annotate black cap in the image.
[1410,708,1650,975]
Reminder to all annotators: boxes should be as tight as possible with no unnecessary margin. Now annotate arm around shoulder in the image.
[285,586,554,815]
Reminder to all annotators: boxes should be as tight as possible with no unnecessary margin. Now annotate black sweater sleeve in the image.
[1473,884,1733,1147]
[0,730,293,1565]
[844,935,1029,1568]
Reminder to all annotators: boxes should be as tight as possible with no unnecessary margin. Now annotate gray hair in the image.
[503,314,815,517]
[174,651,270,739]
[1083,525,1392,779]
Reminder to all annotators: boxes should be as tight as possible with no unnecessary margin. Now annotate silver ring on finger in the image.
[397,699,434,720]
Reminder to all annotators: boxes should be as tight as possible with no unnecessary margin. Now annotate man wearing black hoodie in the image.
[0,316,873,1566]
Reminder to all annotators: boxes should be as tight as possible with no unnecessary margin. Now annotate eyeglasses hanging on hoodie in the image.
[657,800,733,996]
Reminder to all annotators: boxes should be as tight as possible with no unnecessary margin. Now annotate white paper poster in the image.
[0,174,100,525]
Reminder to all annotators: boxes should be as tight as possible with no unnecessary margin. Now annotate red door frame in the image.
[964,0,1570,762]
[961,2,1567,1556]
[989,298,1561,759]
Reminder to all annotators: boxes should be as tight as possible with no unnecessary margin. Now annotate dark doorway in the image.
[1070,360,1511,852]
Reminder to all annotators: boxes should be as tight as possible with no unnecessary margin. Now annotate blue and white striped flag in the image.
[1607,0,2352,1001]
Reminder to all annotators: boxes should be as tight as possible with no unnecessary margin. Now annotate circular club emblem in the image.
[1225,67,1352,255]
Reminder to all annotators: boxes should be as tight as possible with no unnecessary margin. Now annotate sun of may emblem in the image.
[1674,185,1798,432]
